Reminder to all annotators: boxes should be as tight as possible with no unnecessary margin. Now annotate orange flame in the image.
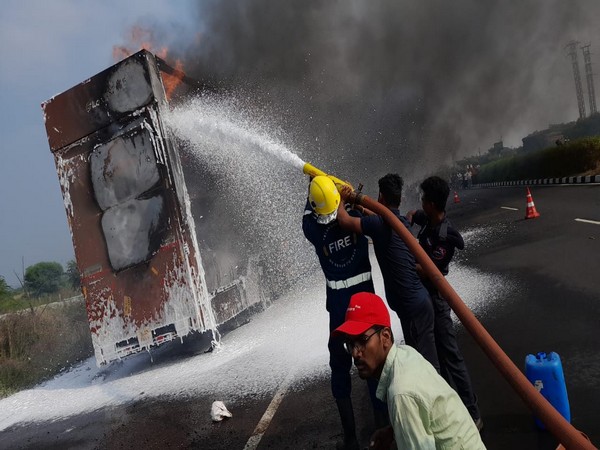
[161,60,186,100]
[113,26,186,100]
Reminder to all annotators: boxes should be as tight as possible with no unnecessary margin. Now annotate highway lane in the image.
[1,184,598,449]
[447,184,600,449]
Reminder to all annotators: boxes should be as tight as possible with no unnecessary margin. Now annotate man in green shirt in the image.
[333,292,485,449]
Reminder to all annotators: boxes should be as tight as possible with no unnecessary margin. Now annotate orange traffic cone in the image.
[453,191,460,204]
[525,187,540,219]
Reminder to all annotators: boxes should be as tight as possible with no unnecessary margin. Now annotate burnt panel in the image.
[101,193,168,271]
[42,50,157,152]
[90,128,161,210]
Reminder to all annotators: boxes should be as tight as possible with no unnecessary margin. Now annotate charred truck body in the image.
[42,50,219,365]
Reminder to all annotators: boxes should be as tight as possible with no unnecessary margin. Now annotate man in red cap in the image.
[333,292,485,449]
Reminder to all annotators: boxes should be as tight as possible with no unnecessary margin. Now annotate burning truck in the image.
[42,50,264,365]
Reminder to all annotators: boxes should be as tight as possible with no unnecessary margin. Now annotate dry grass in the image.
[0,299,93,398]
[0,287,81,315]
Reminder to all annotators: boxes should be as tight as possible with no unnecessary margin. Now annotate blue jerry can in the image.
[525,352,571,429]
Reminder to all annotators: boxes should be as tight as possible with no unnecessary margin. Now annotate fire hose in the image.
[303,163,595,450]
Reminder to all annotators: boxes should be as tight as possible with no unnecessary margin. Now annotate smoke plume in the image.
[173,0,600,179]
[126,1,600,294]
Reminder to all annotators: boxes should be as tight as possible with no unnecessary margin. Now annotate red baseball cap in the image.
[332,292,391,337]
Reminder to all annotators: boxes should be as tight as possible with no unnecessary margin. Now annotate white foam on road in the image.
[0,250,513,432]
[448,264,513,319]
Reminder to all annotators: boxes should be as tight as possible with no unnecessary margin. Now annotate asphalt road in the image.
[1,184,599,450]
[444,184,600,449]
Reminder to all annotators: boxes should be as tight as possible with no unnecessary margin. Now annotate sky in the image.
[0,1,197,287]
[1,1,599,287]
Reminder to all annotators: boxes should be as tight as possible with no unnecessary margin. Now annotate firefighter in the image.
[336,175,440,372]
[302,176,387,450]
[407,175,482,430]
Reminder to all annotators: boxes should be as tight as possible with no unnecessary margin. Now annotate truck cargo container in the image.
[42,50,263,365]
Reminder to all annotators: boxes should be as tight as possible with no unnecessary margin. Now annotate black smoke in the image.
[147,1,600,294]
[171,0,600,185]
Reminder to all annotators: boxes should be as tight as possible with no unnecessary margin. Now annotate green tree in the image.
[24,262,64,297]
[65,260,81,290]
[0,275,11,299]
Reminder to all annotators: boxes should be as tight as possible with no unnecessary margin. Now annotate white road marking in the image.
[501,206,519,211]
[575,218,600,225]
[243,370,296,450]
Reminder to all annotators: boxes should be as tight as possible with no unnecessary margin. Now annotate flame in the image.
[113,26,186,100]
[161,60,186,100]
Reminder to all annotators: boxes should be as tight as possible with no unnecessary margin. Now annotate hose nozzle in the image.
[302,162,352,190]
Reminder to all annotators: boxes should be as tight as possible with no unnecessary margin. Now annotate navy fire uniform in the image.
[302,200,381,404]
[411,210,481,421]
[361,210,440,371]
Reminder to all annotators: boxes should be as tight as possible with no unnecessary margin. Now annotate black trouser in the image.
[430,289,480,420]
[391,292,440,373]
[327,281,386,412]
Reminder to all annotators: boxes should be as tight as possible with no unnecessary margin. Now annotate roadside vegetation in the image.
[448,114,600,185]
[0,262,93,398]
[474,137,600,184]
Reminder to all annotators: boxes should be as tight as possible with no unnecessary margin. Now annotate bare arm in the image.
[337,185,363,233]
[337,201,363,233]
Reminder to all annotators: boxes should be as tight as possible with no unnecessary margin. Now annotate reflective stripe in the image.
[326,272,372,290]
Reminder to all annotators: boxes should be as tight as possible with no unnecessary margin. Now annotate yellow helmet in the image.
[309,176,341,224]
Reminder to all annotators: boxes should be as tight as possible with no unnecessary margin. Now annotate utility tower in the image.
[581,44,597,115]
[567,41,586,119]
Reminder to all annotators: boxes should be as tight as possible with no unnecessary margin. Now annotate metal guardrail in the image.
[474,174,599,188]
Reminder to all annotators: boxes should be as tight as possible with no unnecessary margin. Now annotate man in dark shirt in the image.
[407,175,482,430]
[336,174,439,372]
[302,175,387,450]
